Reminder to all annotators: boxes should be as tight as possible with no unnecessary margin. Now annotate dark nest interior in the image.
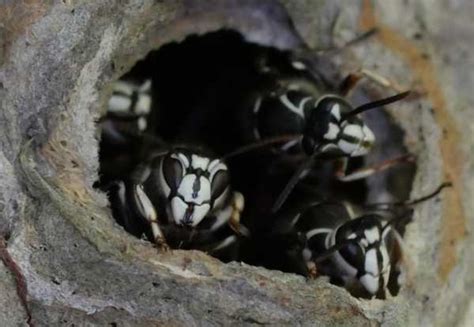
[97,29,416,298]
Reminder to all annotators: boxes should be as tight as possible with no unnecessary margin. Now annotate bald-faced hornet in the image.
[265,183,451,299]
[102,131,249,260]
[104,78,152,133]
[98,30,423,282]
[239,49,412,212]
[99,75,251,258]
[99,78,154,186]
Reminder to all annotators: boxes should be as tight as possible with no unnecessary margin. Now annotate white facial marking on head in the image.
[198,176,211,202]
[178,175,194,200]
[347,233,357,240]
[331,103,341,121]
[170,197,210,226]
[291,61,307,70]
[362,124,375,144]
[338,133,370,156]
[171,197,187,225]
[360,274,379,295]
[191,155,210,170]
[208,159,227,181]
[208,158,226,173]
[364,227,380,244]
[323,123,340,140]
[352,146,369,157]
[365,248,379,275]
[172,153,190,169]
[190,203,211,226]
[337,139,357,155]
[177,175,210,204]
[339,122,374,156]
[343,124,365,140]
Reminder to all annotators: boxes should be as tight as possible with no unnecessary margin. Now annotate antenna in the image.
[271,151,322,213]
[223,134,300,160]
[341,91,410,121]
[365,182,452,209]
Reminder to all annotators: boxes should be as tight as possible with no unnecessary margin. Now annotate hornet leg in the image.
[335,154,415,182]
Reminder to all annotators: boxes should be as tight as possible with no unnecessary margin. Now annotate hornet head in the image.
[302,95,375,158]
[159,150,230,227]
[329,215,392,296]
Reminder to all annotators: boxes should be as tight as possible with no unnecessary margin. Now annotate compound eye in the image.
[162,155,184,191]
[340,242,365,270]
[306,97,343,148]
[210,169,230,200]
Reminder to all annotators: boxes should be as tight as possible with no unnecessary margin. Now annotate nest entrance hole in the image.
[97,29,416,283]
